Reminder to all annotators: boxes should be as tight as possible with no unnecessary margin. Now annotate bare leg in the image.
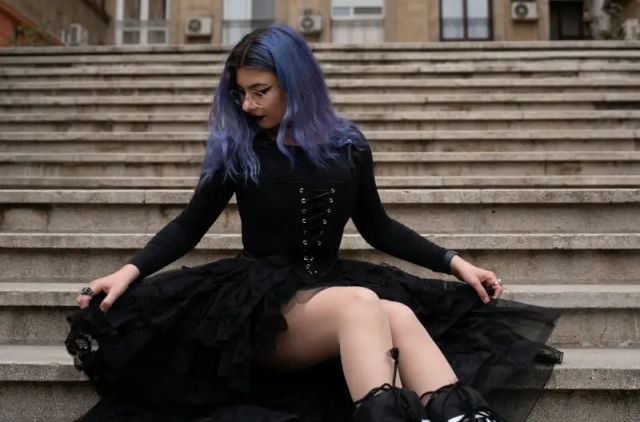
[381,299,458,405]
[259,286,402,401]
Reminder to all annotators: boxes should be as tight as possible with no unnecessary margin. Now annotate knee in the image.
[382,301,423,338]
[339,287,384,320]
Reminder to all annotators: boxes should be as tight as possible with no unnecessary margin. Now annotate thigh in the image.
[258,286,374,370]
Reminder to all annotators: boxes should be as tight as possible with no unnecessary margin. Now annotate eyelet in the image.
[301,208,307,214]
[304,256,308,261]
[329,198,334,203]
[305,264,311,269]
[322,219,327,225]
[301,198,306,204]
[327,208,332,213]
[330,188,335,193]
[301,218,307,224]
[316,240,322,246]
[303,240,308,246]
[310,257,315,261]
[299,187,304,193]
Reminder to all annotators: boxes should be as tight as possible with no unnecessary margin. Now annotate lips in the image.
[250,115,265,122]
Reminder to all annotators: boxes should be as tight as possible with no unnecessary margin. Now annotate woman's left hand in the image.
[449,255,503,304]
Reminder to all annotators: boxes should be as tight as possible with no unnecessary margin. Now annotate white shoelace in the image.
[422,410,497,422]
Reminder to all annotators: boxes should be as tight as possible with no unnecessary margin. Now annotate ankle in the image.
[421,382,503,422]
[419,378,459,407]
[419,392,431,407]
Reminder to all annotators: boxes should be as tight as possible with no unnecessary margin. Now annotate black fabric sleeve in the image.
[127,170,236,278]
[350,143,456,274]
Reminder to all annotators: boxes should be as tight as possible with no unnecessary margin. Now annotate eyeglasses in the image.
[229,86,274,108]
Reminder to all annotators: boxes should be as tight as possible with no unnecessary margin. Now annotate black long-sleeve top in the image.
[128,131,456,279]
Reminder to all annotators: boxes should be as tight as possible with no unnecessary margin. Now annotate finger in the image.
[78,294,92,309]
[481,275,501,299]
[470,280,491,304]
[99,285,124,313]
[490,276,504,299]
[492,284,503,299]
[77,283,102,309]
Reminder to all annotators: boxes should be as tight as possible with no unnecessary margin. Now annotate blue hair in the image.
[201,23,366,185]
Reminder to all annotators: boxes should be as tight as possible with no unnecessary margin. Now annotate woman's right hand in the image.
[76,264,140,313]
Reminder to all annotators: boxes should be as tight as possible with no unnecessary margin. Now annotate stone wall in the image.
[1,0,110,46]
[498,0,550,41]
[5,0,617,46]
[621,0,640,20]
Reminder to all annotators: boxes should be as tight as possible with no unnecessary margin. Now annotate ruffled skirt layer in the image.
[65,254,561,421]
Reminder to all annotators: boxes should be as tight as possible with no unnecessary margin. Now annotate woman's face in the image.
[235,67,286,130]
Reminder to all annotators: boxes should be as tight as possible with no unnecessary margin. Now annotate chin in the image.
[259,120,278,129]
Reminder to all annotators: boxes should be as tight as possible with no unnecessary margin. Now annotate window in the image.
[331,0,384,43]
[331,5,384,19]
[222,0,275,44]
[440,0,492,41]
[116,0,170,45]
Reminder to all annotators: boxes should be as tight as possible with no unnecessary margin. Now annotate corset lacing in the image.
[299,185,336,275]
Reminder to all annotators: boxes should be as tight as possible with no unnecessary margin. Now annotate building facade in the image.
[1,0,639,47]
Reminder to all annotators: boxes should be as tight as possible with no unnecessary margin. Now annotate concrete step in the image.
[2,189,639,235]
[0,232,638,284]
[1,61,638,81]
[1,130,636,153]
[2,49,640,66]
[0,282,637,348]
[2,175,638,189]
[2,40,638,55]
[1,110,639,132]
[2,93,639,113]
[3,77,638,96]
[1,151,638,178]
[0,345,636,421]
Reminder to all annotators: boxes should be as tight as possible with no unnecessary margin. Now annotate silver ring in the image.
[79,287,94,297]
[497,278,503,286]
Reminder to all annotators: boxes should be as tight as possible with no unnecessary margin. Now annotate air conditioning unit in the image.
[511,1,538,21]
[185,16,212,36]
[62,23,89,46]
[298,15,322,35]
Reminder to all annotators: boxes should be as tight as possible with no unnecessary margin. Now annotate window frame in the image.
[439,0,494,42]
[115,0,170,46]
[331,4,385,21]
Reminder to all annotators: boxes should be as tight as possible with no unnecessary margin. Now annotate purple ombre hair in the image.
[201,23,365,185]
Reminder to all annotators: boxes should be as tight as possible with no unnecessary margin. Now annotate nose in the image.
[242,96,256,113]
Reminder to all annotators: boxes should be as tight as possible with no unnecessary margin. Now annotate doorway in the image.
[550,0,585,40]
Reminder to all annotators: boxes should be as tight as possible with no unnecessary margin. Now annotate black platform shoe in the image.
[352,347,425,422]
[420,381,506,422]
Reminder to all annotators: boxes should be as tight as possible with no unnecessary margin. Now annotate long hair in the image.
[201,23,365,185]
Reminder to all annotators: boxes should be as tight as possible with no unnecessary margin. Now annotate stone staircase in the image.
[0,41,639,421]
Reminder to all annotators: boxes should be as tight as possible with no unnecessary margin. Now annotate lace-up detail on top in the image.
[299,185,336,275]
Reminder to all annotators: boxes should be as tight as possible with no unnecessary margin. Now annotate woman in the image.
[66,23,562,422]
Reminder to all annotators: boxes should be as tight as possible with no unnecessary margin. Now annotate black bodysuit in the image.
[128,131,456,279]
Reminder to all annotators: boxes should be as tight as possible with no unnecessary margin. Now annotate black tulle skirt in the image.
[65,253,562,421]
